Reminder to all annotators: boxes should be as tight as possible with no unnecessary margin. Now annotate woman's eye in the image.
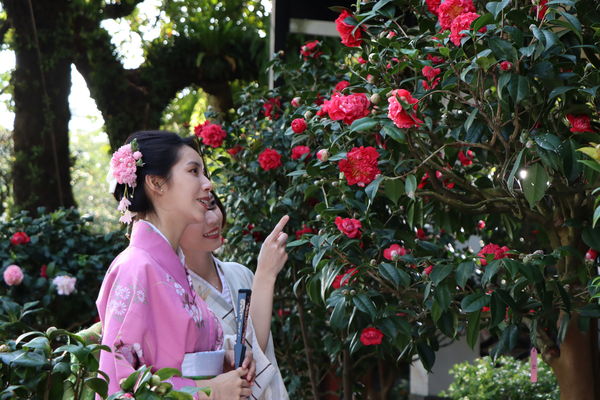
[190,168,198,174]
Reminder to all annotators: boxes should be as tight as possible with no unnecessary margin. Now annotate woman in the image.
[180,192,290,400]
[97,131,263,399]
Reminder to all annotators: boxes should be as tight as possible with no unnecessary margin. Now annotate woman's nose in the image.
[200,174,213,191]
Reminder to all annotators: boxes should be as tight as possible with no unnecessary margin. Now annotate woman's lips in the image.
[203,228,220,239]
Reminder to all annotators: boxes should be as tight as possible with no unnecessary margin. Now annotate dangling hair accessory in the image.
[108,139,144,224]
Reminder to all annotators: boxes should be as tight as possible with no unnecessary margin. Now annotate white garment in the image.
[187,257,289,400]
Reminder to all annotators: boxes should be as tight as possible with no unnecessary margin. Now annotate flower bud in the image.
[367,74,375,84]
[318,229,326,235]
[350,289,357,295]
[304,110,313,119]
[151,374,161,386]
[46,326,57,336]
[315,214,322,221]
[316,149,329,162]
[370,93,381,104]
[368,53,379,63]
[526,139,535,149]
[369,259,377,266]
[331,181,339,187]
[0,344,9,352]
[291,97,301,107]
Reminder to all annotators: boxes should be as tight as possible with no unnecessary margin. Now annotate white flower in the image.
[136,289,145,303]
[110,300,127,316]
[174,282,185,296]
[114,285,131,300]
[52,275,77,295]
[119,210,136,224]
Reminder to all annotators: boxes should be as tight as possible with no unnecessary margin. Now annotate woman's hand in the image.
[198,368,251,399]
[256,215,289,279]
[224,348,256,383]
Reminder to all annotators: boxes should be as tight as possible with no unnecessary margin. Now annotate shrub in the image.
[442,356,559,400]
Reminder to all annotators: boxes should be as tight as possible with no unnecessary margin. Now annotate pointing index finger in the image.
[270,215,289,237]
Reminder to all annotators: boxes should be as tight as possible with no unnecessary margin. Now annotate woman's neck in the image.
[143,213,184,251]
[185,250,216,279]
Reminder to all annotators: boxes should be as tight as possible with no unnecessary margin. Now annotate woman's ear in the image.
[145,175,166,196]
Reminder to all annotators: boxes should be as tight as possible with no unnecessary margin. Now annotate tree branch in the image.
[101,0,145,19]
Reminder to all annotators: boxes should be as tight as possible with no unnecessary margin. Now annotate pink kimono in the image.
[97,221,223,396]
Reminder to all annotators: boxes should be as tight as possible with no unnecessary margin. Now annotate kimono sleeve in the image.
[98,261,201,397]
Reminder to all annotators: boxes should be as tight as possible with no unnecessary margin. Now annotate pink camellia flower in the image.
[3,265,24,286]
[110,143,139,187]
[383,244,407,261]
[449,12,481,46]
[585,248,598,260]
[133,151,142,160]
[291,118,308,134]
[194,121,227,148]
[323,93,370,125]
[421,66,442,90]
[387,89,423,129]
[52,275,77,295]
[386,31,397,39]
[360,327,384,346]
[477,220,486,229]
[335,216,362,239]
[338,146,381,187]
[263,97,281,120]
[291,97,301,107]
[332,267,358,289]
[458,150,475,166]
[567,114,594,133]
[226,145,243,156]
[258,148,282,171]
[335,10,364,47]
[438,0,476,30]
[499,61,513,71]
[426,0,442,15]
[427,54,445,64]
[119,210,136,224]
[117,197,131,212]
[334,80,350,93]
[300,40,323,59]
[478,243,511,266]
[532,0,548,20]
[316,149,329,162]
[424,265,434,275]
[295,224,315,240]
[10,232,30,246]
[357,56,367,64]
[291,145,311,160]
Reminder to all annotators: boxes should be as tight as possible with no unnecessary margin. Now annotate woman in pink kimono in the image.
[97,131,256,399]
[180,193,290,400]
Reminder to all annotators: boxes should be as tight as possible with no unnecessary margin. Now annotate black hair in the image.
[211,190,227,228]
[113,130,200,215]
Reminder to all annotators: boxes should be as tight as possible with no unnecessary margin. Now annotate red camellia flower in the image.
[421,66,441,90]
[477,220,486,229]
[481,306,491,312]
[295,224,315,240]
[567,114,594,133]
[338,146,381,187]
[383,244,407,261]
[332,267,358,289]
[277,308,291,318]
[194,121,226,148]
[449,12,481,46]
[438,0,476,30]
[478,243,511,266]
[532,0,548,20]
[316,149,329,162]
[263,97,281,120]
[10,232,30,246]
[291,145,311,160]
[40,264,48,278]
[387,89,423,129]
[300,40,323,59]
[335,10,364,47]
[323,93,370,125]
[291,118,308,134]
[335,216,362,238]
[226,145,243,156]
[585,248,598,261]
[426,54,445,64]
[424,265,434,275]
[426,0,442,15]
[499,61,513,71]
[416,228,427,240]
[458,150,475,166]
[360,327,384,346]
[334,80,350,93]
[258,148,282,171]
[357,56,367,64]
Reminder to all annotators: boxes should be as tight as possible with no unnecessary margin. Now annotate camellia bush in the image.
[196,0,600,398]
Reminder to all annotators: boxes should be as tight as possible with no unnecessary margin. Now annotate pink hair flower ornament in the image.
[108,139,144,224]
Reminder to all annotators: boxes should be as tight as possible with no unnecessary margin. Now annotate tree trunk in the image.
[545,314,600,400]
[4,0,75,211]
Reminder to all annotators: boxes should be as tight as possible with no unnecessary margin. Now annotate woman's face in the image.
[157,145,213,225]
[180,198,224,252]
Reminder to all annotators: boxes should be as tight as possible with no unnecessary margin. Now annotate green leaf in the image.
[379,263,410,287]
[312,248,327,269]
[594,206,600,228]
[491,325,519,359]
[330,296,347,329]
[434,284,452,311]
[472,13,494,32]
[508,75,529,104]
[522,163,549,208]
[482,260,502,285]
[533,133,562,152]
[384,179,403,205]
[405,175,417,200]
[84,377,108,398]
[437,310,456,338]
[507,149,524,194]
[488,37,517,61]
[490,292,506,328]
[416,342,436,372]
[156,368,181,381]
[486,0,511,18]
[352,293,377,317]
[464,108,478,132]
[548,86,577,100]
[365,175,384,203]
[381,124,405,143]
[557,313,570,344]
[461,293,488,313]
[456,261,474,288]
[466,311,481,348]
[430,264,453,285]
[350,117,378,132]
[582,226,600,251]
[578,159,600,173]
